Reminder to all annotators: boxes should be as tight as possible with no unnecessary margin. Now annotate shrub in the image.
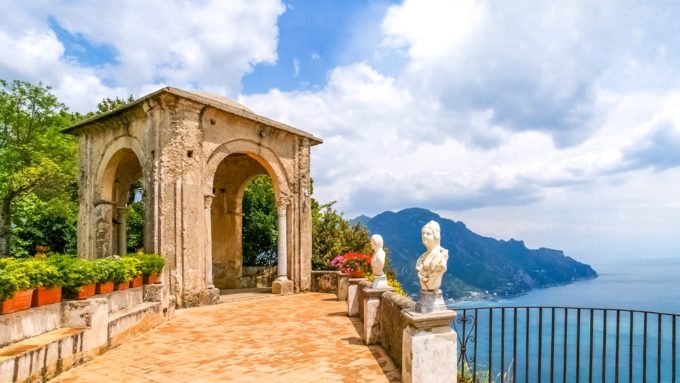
[129,254,165,275]
[0,263,31,301]
[46,255,97,292]
[121,256,142,279]
[14,258,62,288]
[92,258,127,283]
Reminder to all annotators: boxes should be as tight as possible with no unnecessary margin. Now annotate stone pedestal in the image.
[272,279,294,295]
[337,273,349,301]
[401,309,458,383]
[347,278,366,317]
[362,286,394,344]
[372,275,389,289]
[415,289,447,313]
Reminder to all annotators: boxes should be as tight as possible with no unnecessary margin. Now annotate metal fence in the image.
[453,306,679,383]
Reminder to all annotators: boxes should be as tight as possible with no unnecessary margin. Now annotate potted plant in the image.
[21,258,63,307]
[0,260,33,314]
[46,255,97,300]
[92,258,121,294]
[330,252,372,278]
[132,254,165,284]
[122,257,143,288]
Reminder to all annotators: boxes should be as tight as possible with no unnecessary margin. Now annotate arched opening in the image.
[98,148,144,257]
[210,153,280,289]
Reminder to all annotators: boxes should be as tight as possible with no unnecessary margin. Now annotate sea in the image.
[448,256,680,382]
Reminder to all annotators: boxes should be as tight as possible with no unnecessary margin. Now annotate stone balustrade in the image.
[331,276,458,383]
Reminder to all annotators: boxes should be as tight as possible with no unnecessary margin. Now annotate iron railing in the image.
[452,306,679,383]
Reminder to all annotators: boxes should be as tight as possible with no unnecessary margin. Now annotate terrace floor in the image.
[50,292,401,383]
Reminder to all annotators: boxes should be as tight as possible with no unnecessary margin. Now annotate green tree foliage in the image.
[10,193,77,258]
[95,96,135,114]
[0,79,77,257]
[242,175,278,266]
[126,180,145,253]
[311,200,372,270]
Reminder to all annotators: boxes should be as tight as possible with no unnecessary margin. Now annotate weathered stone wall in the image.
[310,270,339,293]
[241,266,277,288]
[378,292,416,368]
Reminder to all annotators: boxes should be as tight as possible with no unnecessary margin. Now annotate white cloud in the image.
[0,0,285,111]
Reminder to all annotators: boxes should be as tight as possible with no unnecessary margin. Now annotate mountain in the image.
[354,208,597,300]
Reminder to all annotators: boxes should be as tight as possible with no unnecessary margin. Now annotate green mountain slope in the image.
[353,208,597,299]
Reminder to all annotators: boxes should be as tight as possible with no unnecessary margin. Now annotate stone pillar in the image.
[362,286,394,344]
[337,273,349,301]
[272,202,294,295]
[204,194,214,288]
[116,207,128,256]
[276,204,288,281]
[401,309,458,383]
[347,277,366,317]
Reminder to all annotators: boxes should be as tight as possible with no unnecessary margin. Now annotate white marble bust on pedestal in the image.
[415,220,449,312]
[371,234,389,289]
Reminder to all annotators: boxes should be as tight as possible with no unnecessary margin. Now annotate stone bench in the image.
[0,327,87,383]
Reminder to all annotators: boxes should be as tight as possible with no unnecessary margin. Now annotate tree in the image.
[0,80,77,257]
[242,175,278,266]
[311,199,372,270]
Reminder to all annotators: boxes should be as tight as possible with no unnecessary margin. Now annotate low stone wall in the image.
[0,284,174,383]
[241,266,277,288]
[310,270,339,293]
[377,292,416,368]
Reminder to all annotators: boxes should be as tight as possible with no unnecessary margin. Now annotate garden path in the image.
[50,292,401,382]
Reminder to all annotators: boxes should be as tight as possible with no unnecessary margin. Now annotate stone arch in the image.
[95,136,145,202]
[205,139,291,203]
[94,137,145,257]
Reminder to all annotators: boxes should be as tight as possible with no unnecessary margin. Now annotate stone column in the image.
[116,207,128,256]
[204,194,214,288]
[362,286,394,344]
[401,309,458,383]
[272,201,294,295]
[276,204,288,281]
[347,277,366,317]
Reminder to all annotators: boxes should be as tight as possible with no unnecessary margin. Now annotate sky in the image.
[1,0,679,268]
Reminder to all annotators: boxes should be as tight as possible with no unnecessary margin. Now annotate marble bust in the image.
[370,234,389,289]
[370,234,385,277]
[415,220,448,291]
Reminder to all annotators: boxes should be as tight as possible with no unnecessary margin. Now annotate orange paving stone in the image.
[50,292,401,382]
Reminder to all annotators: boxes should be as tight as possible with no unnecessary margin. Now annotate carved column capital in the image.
[204,194,215,209]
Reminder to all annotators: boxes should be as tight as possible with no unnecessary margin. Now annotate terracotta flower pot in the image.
[0,289,35,314]
[32,286,62,307]
[96,281,114,294]
[130,275,143,288]
[348,270,366,278]
[75,284,96,300]
[115,281,129,291]
[143,273,159,285]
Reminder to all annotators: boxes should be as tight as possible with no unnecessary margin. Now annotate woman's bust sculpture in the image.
[415,220,448,291]
[371,234,386,277]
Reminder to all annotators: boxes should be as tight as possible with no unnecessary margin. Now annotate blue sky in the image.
[1,0,679,267]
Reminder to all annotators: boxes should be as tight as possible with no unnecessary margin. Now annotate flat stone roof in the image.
[62,87,322,145]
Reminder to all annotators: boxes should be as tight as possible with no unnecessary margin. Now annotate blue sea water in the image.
[448,256,680,382]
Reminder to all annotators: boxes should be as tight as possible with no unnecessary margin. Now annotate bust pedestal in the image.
[401,309,458,383]
[372,274,389,289]
[415,289,447,313]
